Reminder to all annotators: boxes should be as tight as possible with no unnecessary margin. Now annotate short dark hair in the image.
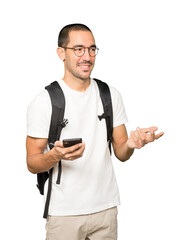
[58,23,92,47]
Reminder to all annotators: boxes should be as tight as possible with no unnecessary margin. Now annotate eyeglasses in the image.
[62,46,99,57]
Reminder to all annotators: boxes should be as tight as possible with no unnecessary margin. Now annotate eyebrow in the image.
[72,44,97,48]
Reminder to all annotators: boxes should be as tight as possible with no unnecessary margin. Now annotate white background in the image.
[0,0,184,239]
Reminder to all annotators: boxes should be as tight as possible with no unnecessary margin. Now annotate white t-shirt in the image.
[27,78,128,216]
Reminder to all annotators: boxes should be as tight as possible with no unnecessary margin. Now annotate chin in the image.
[79,73,91,81]
[72,69,92,81]
[80,76,90,81]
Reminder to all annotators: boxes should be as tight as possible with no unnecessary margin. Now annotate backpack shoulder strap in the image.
[45,80,68,185]
[93,78,113,154]
[37,81,68,219]
[45,81,66,149]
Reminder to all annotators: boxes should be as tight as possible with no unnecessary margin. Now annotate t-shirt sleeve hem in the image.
[27,131,48,139]
[113,118,128,128]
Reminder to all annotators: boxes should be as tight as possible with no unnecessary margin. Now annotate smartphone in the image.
[63,138,82,147]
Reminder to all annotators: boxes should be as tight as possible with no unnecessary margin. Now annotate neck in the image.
[62,74,91,92]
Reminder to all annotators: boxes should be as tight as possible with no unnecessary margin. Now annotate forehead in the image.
[68,30,95,47]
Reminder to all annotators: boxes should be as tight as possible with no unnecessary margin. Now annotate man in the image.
[26,24,164,240]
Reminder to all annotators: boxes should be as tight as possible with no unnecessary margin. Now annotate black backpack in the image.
[37,78,113,218]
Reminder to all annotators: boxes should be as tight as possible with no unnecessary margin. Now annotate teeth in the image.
[79,65,90,69]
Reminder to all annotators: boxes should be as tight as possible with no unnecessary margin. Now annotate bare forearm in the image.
[27,149,58,174]
[114,141,134,162]
[26,138,85,174]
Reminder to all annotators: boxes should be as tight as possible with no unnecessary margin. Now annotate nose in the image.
[82,48,91,60]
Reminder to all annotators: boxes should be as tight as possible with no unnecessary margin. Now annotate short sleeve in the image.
[27,90,52,138]
[110,86,128,128]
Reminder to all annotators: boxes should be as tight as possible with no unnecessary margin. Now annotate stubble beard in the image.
[67,61,94,81]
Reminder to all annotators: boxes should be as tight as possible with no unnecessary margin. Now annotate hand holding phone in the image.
[53,138,84,161]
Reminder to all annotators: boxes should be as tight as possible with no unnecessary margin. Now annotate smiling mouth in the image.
[78,65,91,70]
[77,63,93,72]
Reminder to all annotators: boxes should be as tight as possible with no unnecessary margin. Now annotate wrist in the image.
[46,148,60,163]
[125,140,135,152]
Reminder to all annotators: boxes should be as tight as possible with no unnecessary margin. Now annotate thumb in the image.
[54,140,64,148]
[155,132,164,140]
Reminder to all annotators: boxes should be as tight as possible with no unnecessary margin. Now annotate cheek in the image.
[66,54,80,67]
[65,56,75,69]
[92,57,96,65]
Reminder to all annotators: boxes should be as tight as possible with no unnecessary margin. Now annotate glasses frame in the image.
[61,46,99,57]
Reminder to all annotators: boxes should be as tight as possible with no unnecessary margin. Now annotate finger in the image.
[155,132,164,140]
[68,157,76,161]
[135,128,147,147]
[136,127,146,141]
[66,144,85,159]
[149,130,155,142]
[142,126,158,133]
[131,130,144,149]
[67,151,84,160]
[74,142,85,154]
[130,130,138,142]
[68,143,83,153]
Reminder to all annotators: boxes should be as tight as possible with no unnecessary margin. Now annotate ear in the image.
[56,47,65,61]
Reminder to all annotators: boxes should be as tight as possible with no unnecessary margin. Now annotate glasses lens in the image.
[74,47,99,57]
[89,47,98,57]
[74,47,84,57]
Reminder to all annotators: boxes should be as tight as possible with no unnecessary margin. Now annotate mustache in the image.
[77,61,93,66]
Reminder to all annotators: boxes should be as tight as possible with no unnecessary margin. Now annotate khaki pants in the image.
[46,207,118,240]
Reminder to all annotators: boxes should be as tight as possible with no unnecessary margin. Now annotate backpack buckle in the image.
[98,113,108,121]
[58,118,69,127]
